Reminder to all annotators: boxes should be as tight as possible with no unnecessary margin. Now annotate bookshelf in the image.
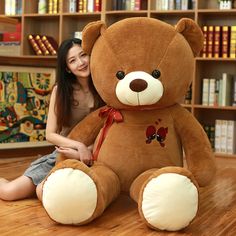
[0,0,236,159]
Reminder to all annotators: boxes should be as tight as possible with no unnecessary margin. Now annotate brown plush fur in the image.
[45,17,216,229]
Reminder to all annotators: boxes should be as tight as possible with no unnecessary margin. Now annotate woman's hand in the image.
[55,144,93,166]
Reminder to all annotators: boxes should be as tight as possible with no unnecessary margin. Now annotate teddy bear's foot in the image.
[42,159,120,225]
[130,167,199,231]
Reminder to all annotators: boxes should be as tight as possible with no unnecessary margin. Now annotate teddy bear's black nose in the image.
[129,79,148,92]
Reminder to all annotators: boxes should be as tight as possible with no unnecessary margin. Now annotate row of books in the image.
[202,25,236,58]
[202,73,236,107]
[155,0,195,10]
[68,0,101,13]
[112,0,147,10]
[4,0,22,15]
[28,35,58,56]
[203,120,236,155]
[214,119,236,154]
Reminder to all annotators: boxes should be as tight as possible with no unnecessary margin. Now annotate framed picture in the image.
[0,66,55,147]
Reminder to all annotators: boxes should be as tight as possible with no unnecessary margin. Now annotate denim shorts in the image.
[24,150,57,185]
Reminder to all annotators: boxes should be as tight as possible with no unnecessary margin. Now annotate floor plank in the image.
[0,156,235,235]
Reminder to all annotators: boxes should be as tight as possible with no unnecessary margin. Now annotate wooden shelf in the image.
[0,141,53,150]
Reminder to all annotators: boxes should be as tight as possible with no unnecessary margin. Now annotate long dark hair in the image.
[55,38,104,131]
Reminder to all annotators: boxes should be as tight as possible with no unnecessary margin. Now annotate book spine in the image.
[41,36,57,55]
[87,0,94,12]
[28,35,43,55]
[94,0,101,12]
[232,75,236,106]
[207,26,214,58]
[53,0,58,13]
[134,0,141,10]
[83,0,87,12]
[48,0,53,13]
[77,0,84,12]
[202,26,208,58]
[213,26,221,58]
[220,119,227,153]
[214,78,220,106]
[222,26,230,58]
[222,72,232,106]
[35,35,50,55]
[69,0,77,12]
[230,26,236,58]
[208,78,216,106]
[214,119,221,153]
[226,120,236,154]
[202,78,209,105]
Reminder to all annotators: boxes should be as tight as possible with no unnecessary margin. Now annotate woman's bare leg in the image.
[0,176,36,201]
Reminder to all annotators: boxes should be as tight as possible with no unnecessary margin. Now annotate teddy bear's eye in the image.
[152,69,161,79]
[116,71,125,80]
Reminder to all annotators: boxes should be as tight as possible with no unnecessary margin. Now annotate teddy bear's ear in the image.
[82,21,107,55]
[175,18,204,57]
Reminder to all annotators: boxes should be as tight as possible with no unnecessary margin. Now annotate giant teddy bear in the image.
[42,17,216,231]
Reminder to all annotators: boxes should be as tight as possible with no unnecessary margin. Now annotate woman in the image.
[0,38,104,201]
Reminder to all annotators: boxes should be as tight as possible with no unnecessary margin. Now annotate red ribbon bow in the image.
[92,107,123,161]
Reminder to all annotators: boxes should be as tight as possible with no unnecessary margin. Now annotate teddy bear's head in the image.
[82,17,203,110]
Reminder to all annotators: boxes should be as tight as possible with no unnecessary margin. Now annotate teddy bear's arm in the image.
[171,104,216,187]
[57,106,106,162]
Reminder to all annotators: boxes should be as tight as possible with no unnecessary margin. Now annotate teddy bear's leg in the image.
[130,167,199,231]
[42,159,120,225]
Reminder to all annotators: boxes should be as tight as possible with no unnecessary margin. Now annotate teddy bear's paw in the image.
[140,173,198,231]
[42,167,97,225]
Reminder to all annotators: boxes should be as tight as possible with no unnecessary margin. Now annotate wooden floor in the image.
[0,155,235,236]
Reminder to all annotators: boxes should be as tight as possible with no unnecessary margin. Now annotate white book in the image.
[214,119,221,153]
[87,0,94,12]
[68,0,77,13]
[220,119,227,153]
[222,73,232,106]
[181,0,188,10]
[226,120,236,154]
[209,78,216,106]
[202,78,209,105]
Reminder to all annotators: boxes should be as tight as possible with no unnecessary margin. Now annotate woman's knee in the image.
[36,182,44,201]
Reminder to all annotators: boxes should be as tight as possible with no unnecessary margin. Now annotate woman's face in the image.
[66,44,90,79]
